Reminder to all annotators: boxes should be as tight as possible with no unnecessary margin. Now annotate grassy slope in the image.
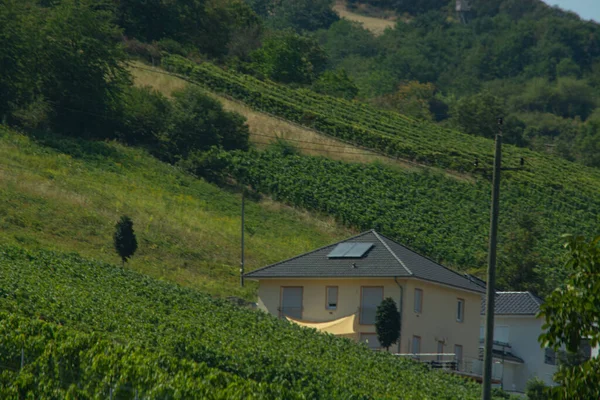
[0,245,481,399]
[333,1,397,35]
[129,62,448,176]
[0,126,353,299]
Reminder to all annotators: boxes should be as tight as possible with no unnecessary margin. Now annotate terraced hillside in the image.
[162,56,600,198]
[158,56,600,288]
[0,245,482,399]
[0,127,353,298]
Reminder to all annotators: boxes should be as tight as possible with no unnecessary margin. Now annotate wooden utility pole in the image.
[240,191,245,287]
[482,118,502,400]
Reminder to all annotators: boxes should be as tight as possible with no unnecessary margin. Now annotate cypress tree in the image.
[113,215,138,267]
[375,297,401,351]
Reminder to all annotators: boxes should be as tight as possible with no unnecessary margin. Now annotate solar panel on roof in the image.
[345,242,374,258]
[327,242,374,258]
[327,243,355,258]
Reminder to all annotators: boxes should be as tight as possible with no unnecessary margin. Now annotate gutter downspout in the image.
[394,277,403,354]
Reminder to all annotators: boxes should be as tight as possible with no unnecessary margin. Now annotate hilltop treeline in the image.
[320,0,600,166]
[0,0,249,161]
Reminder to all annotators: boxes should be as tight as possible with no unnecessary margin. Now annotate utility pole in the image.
[240,191,245,287]
[482,118,502,400]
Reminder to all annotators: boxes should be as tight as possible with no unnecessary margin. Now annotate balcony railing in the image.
[395,353,503,382]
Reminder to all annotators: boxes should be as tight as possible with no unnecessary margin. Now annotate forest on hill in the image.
[5,0,600,168]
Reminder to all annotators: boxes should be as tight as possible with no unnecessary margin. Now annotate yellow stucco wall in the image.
[255,277,480,359]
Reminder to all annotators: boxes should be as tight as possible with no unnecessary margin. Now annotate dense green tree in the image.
[41,0,130,137]
[113,215,138,267]
[116,0,261,58]
[375,297,401,351]
[0,1,40,123]
[119,86,172,147]
[268,0,339,33]
[162,86,250,161]
[497,212,545,295]
[450,92,505,139]
[539,235,600,399]
[251,32,328,84]
[316,20,379,65]
[312,69,359,100]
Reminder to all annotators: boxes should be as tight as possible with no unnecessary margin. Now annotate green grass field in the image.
[0,126,353,299]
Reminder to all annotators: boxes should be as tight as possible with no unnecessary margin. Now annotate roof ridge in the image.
[371,231,413,276]
[375,231,476,287]
[244,230,374,277]
[526,291,543,306]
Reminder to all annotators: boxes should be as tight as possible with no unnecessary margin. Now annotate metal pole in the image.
[240,191,245,287]
[483,118,503,400]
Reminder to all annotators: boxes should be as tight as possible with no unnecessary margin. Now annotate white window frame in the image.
[326,286,338,310]
[414,288,423,314]
[456,298,465,322]
[412,336,421,358]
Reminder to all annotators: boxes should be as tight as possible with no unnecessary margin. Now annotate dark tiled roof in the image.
[480,292,543,315]
[245,230,485,294]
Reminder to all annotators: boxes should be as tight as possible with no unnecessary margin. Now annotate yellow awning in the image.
[286,314,356,335]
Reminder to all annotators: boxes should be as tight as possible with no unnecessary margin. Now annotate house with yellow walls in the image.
[245,230,486,375]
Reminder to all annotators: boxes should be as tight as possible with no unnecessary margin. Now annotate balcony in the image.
[395,353,503,384]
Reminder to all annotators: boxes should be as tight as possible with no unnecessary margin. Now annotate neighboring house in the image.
[245,230,485,375]
[480,292,558,393]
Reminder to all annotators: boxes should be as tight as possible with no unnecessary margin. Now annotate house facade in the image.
[245,230,485,371]
[480,292,558,393]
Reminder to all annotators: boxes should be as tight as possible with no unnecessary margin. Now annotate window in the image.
[326,286,338,310]
[414,288,423,313]
[280,287,303,319]
[454,344,463,369]
[360,333,381,350]
[437,341,444,362]
[412,336,421,357]
[545,347,556,365]
[456,299,464,322]
[360,287,383,325]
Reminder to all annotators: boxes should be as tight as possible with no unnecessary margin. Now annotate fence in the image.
[395,353,503,382]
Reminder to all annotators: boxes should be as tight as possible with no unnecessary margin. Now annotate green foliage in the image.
[40,0,130,137]
[165,86,250,161]
[0,245,482,399]
[251,32,328,84]
[539,235,600,398]
[116,0,261,58]
[372,81,437,121]
[511,78,597,120]
[1,0,129,137]
[312,69,359,100]
[267,0,339,32]
[451,92,505,139]
[119,86,172,147]
[497,211,544,295]
[525,377,549,400]
[375,297,401,350]
[113,215,138,265]
[267,138,301,157]
[316,19,379,65]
